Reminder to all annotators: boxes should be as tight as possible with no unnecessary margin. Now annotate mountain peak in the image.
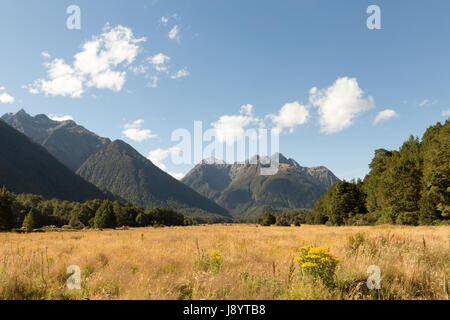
[202,157,227,165]
[2,110,111,171]
[15,108,28,115]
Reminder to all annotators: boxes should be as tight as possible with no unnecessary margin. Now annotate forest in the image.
[0,188,190,231]
[310,120,449,226]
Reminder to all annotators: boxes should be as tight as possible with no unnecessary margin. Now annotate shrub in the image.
[260,213,276,226]
[94,201,117,229]
[22,210,36,232]
[294,246,340,287]
[275,217,290,226]
[0,187,14,231]
[194,249,222,274]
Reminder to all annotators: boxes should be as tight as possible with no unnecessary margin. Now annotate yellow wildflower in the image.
[301,262,318,268]
[209,250,220,257]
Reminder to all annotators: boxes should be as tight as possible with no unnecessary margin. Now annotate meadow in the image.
[0,224,448,300]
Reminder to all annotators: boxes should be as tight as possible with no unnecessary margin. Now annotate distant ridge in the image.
[182,153,340,217]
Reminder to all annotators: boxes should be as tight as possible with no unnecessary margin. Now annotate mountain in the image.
[76,140,232,220]
[1,109,110,171]
[181,153,340,217]
[0,119,113,202]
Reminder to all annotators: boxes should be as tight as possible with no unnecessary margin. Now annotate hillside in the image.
[182,153,340,217]
[1,109,111,171]
[0,119,113,202]
[76,140,232,219]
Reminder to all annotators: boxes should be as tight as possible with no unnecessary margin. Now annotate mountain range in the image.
[76,139,232,219]
[1,110,231,220]
[182,154,340,217]
[1,109,339,219]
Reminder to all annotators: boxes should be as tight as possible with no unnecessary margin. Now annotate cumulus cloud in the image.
[161,16,169,25]
[374,109,398,124]
[269,101,309,133]
[48,114,74,122]
[147,147,182,178]
[442,109,450,117]
[170,67,189,79]
[168,25,180,41]
[41,51,51,59]
[147,53,171,72]
[0,89,15,104]
[28,24,146,98]
[146,76,158,88]
[212,104,259,144]
[309,77,375,134]
[129,64,148,75]
[122,119,157,142]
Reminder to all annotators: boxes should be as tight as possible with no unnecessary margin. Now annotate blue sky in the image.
[0,0,449,180]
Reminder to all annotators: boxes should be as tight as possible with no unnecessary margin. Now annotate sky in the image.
[0,0,449,180]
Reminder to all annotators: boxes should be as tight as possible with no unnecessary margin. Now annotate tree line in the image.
[0,188,191,231]
[309,120,449,226]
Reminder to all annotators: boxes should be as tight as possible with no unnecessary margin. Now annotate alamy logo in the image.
[66,265,81,290]
[366,5,381,30]
[66,5,81,30]
[366,265,381,290]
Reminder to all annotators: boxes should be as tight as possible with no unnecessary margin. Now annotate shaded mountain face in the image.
[76,140,232,219]
[1,109,110,171]
[0,119,113,202]
[181,153,340,217]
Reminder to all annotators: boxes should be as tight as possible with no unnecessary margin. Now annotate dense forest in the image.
[0,187,191,231]
[310,120,449,226]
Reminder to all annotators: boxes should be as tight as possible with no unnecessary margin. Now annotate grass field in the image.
[0,224,448,300]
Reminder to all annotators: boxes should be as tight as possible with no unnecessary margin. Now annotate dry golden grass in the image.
[0,224,448,300]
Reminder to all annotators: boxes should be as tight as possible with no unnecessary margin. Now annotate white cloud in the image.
[48,114,74,122]
[0,86,5,91]
[442,109,450,117]
[129,64,148,75]
[169,172,185,180]
[170,67,189,79]
[122,119,157,142]
[374,109,399,124]
[161,14,177,26]
[0,92,15,104]
[419,99,437,107]
[41,51,51,59]
[269,101,309,133]
[147,53,171,72]
[147,147,185,179]
[212,104,259,144]
[146,75,158,88]
[419,99,430,107]
[309,77,375,134]
[147,147,181,170]
[168,25,180,41]
[29,24,146,98]
[240,104,253,116]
